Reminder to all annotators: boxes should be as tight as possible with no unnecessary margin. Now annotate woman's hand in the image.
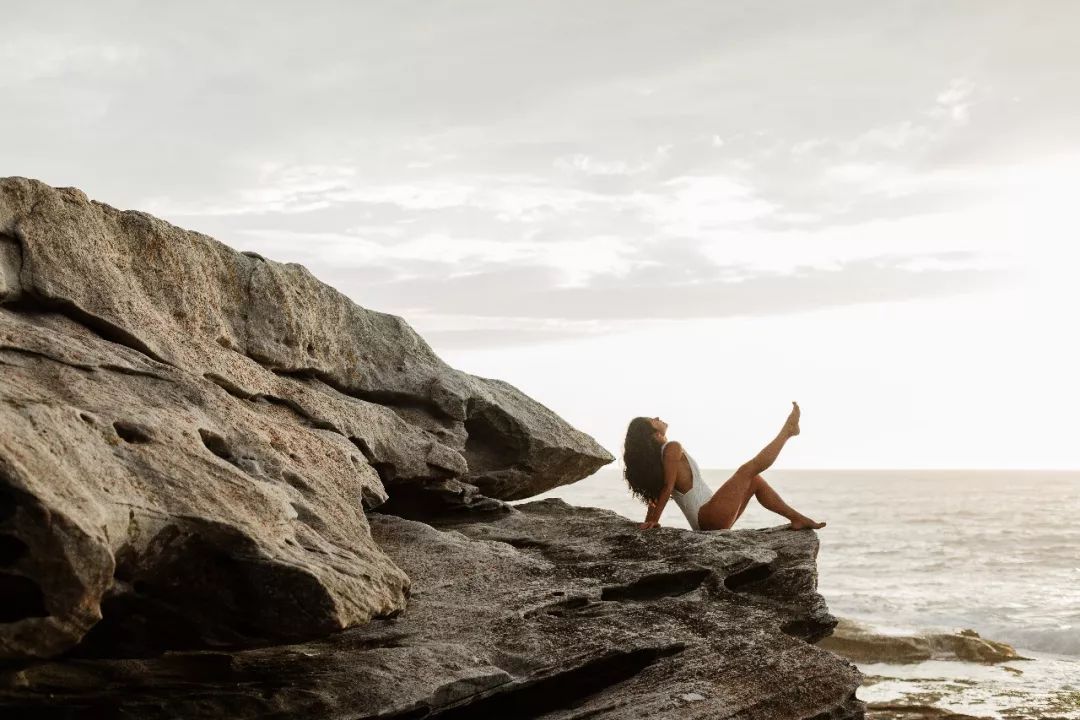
[641,499,661,529]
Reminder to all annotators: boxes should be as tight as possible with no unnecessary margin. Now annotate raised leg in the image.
[733,486,754,523]
[738,401,800,478]
[699,403,824,530]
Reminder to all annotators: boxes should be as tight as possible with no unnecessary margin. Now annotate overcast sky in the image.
[4,1,1079,469]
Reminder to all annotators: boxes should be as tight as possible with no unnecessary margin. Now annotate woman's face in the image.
[648,416,668,437]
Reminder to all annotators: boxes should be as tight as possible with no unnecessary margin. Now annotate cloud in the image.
[284,248,1009,350]
[0,36,143,86]
[407,316,615,350]
[317,252,1008,327]
[0,1,1070,352]
[632,175,777,236]
[934,77,977,125]
[553,145,673,177]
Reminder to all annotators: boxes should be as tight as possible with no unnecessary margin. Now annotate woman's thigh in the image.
[698,470,756,530]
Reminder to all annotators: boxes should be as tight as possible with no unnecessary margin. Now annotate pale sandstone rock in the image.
[0,177,610,659]
[0,177,612,500]
[0,307,408,658]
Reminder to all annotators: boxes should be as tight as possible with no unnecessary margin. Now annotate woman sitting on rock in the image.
[623,402,825,532]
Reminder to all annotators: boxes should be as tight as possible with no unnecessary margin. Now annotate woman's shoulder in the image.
[661,439,683,456]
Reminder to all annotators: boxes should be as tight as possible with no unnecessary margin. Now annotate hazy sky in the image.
[4,1,1079,468]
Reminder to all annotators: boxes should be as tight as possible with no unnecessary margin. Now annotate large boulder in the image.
[0,306,408,659]
[0,501,864,719]
[0,178,612,501]
[0,178,612,659]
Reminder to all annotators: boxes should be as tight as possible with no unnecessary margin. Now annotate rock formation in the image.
[0,178,863,718]
[819,619,1029,665]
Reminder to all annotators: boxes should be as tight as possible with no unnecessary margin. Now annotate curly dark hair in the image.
[622,416,664,504]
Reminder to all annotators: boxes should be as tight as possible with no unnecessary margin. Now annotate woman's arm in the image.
[641,500,660,529]
[640,441,681,529]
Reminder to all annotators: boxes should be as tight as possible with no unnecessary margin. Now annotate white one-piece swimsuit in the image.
[660,440,713,530]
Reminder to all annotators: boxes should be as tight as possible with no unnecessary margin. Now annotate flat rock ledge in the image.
[2,501,863,719]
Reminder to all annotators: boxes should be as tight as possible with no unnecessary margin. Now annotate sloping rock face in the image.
[0,177,611,659]
[0,305,409,659]
[1,501,864,719]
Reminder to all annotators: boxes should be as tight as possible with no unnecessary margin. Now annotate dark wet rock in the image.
[865,703,986,720]
[0,501,864,719]
[819,619,1029,665]
[374,477,515,521]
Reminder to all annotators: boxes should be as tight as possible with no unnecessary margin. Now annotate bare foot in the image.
[783,401,801,437]
[788,516,826,530]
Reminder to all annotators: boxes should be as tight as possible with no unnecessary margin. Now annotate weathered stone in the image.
[0,501,864,719]
[819,618,1029,665]
[375,477,515,521]
[864,704,984,720]
[0,234,20,302]
[0,307,408,658]
[0,177,613,501]
[0,177,611,660]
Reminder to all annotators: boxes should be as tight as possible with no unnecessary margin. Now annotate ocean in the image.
[524,468,1080,719]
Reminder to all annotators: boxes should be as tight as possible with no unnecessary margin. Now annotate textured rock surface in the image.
[863,705,984,720]
[0,306,407,659]
[819,619,1028,665]
[0,501,864,719]
[0,178,862,718]
[0,177,611,502]
[0,177,611,659]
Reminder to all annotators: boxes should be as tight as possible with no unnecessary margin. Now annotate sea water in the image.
[525,468,1080,718]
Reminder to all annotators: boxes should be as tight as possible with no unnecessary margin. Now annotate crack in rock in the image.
[601,569,712,602]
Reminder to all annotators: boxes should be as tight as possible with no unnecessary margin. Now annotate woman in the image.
[623,402,825,532]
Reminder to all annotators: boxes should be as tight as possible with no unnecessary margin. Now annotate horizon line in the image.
[595,466,1080,473]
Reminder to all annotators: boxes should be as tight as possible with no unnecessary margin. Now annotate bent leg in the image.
[705,473,826,530]
[733,487,754,523]
[699,468,758,530]
[753,475,813,524]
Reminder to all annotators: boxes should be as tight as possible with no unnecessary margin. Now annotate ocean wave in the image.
[985,625,1080,658]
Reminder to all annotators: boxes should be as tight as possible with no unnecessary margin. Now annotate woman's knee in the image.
[737,462,766,480]
[734,466,762,491]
